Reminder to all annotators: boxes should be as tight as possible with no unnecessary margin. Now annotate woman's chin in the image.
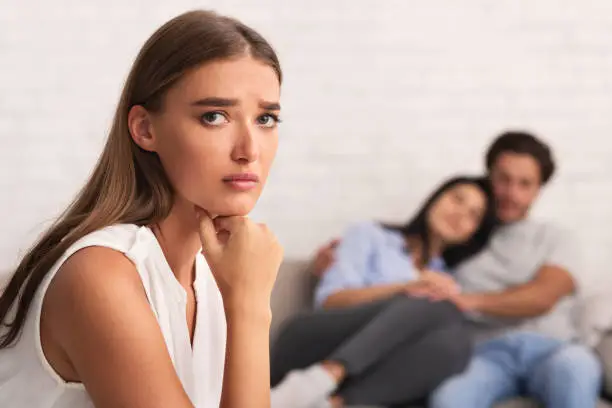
[205,200,255,218]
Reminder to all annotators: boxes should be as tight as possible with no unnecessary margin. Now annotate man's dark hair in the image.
[485,131,556,185]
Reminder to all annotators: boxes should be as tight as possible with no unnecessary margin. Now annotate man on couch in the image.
[311,131,602,408]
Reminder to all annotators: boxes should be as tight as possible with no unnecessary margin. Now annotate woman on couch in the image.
[271,175,497,408]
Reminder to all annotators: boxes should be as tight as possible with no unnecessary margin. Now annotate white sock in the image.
[271,364,337,408]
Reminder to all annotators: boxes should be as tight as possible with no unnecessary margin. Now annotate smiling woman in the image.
[0,10,283,408]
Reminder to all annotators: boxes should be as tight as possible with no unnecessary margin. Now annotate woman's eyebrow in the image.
[191,97,238,107]
[190,97,280,111]
[260,100,281,111]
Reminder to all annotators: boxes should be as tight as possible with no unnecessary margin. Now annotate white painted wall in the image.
[1,0,611,288]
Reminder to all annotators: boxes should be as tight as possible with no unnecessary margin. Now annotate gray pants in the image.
[271,296,471,406]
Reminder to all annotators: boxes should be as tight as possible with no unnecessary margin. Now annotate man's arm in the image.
[311,238,340,278]
[457,264,576,318]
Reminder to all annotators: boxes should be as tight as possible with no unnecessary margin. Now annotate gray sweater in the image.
[454,219,584,343]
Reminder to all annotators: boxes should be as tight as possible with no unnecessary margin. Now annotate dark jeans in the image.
[271,295,472,406]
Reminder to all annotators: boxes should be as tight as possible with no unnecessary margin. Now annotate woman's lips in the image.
[222,173,259,191]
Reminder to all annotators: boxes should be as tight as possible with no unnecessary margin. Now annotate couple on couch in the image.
[270,131,603,408]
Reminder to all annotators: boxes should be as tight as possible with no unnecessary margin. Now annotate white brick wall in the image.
[1,0,611,290]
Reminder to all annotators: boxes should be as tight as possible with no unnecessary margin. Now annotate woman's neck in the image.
[151,197,202,289]
[405,235,444,265]
[427,235,444,258]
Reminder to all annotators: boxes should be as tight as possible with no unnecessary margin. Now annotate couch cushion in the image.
[270,259,317,343]
[597,333,612,398]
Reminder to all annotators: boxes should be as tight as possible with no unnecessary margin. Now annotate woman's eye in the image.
[257,113,280,128]
[201,112,228,126]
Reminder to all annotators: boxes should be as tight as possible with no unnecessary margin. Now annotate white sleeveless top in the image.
[0,224,227,408]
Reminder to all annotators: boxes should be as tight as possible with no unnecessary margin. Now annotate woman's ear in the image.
[128,105,157,152]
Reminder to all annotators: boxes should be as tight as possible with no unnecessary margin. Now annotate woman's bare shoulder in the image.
[47,246,143,303]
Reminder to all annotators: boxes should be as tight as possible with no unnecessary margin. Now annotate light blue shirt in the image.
[314,221,447,308]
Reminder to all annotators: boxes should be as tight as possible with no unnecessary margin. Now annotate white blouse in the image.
[0,224,226,408]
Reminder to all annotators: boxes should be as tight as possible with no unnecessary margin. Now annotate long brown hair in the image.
[0,10,282,348]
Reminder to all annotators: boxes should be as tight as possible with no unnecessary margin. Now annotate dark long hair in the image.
[384,175,497,268]
[0,10,282,348]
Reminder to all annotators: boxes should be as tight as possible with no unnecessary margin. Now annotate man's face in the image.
[489,152,542,223]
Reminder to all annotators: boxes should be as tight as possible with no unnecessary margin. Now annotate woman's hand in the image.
[197,209,283,314]
[197,209,284,408]
[405,270,461,300]
[421,269,461,295]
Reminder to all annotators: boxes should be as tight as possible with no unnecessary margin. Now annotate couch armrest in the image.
[596,332,612,398]
[270,259,318,345]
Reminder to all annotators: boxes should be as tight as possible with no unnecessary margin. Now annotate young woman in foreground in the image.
[271,176,496,408]
[0,10,282,408]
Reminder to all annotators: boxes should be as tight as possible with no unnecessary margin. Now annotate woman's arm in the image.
[322,281,421,309]
[316,223,453,309]
[197,214,282,408]
[221,303,271,407]
[324,267,462,308]
[42,247,196,408]
[314,222,392,309]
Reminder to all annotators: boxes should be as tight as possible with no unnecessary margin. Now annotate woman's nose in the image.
[231,124,259,163]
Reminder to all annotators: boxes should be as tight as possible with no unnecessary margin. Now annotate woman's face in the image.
[426,183,487,245]
[139,55,281,217]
